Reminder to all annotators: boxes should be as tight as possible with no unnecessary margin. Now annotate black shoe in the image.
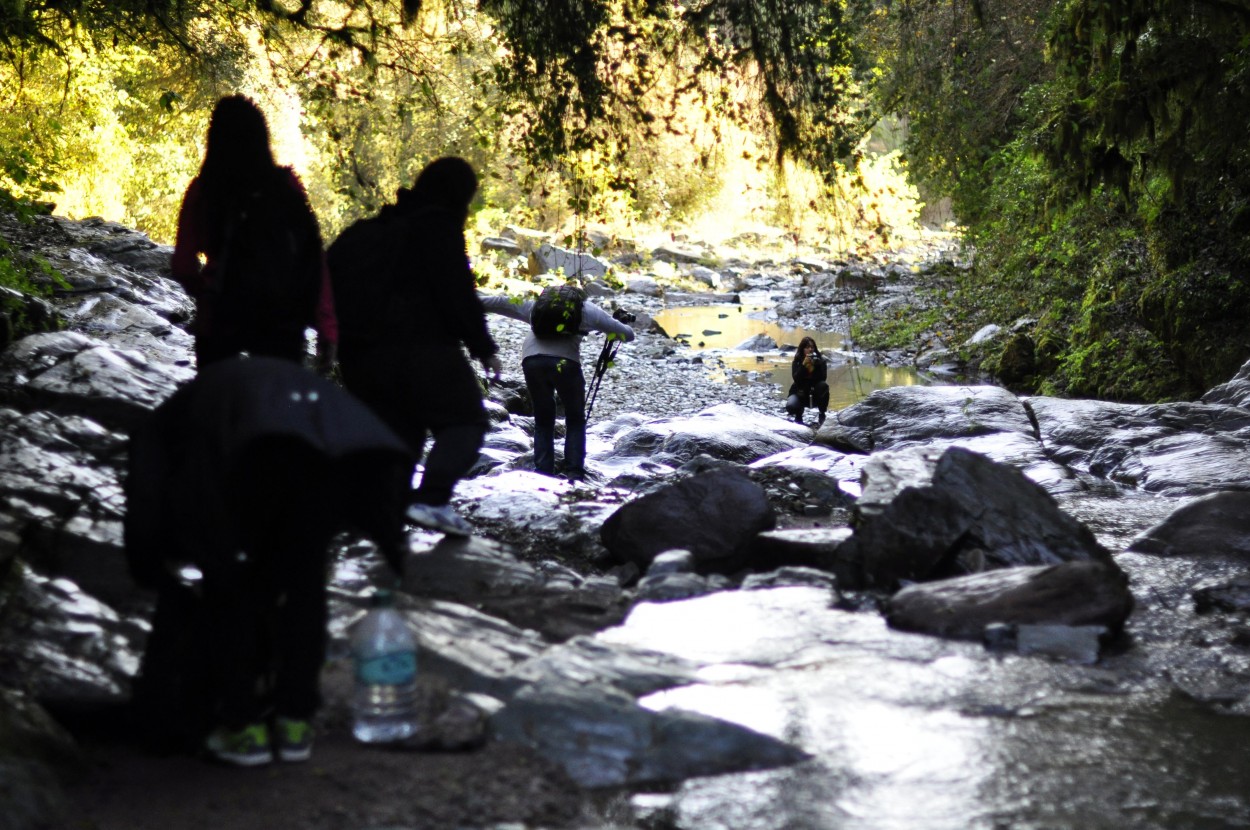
[793,414,804,425]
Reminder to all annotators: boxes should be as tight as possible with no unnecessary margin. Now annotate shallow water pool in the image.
[652,303,931,410]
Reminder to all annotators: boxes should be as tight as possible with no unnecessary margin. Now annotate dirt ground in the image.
[55,511,837,830]
[56,662,609,830]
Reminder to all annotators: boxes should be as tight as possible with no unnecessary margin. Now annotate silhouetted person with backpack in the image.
[171,95,337,371]
[329,156,502,537]
[125,356,411,766]
[480,285,635,481]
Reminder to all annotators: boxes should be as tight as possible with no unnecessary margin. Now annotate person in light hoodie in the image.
[481,286,634,481]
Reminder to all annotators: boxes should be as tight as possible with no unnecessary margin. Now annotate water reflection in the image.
[654,304,845,353]
[653,303,930,408]
[608,584,1250,829]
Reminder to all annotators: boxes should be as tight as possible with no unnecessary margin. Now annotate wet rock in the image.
[453,470,620,561]
[86,234,173,276]
[1127,491,1250,558]
[508,635,701,697]
[733,333,777,352]
[1201,355,1250,408]
[965,324,1002,347]
[647,549,696,576]
[600,468,776,573]
[346,597,547,700]
[634,549,726,600]
[0,409,134,610]
[0,689,83,830]
[1027,397,1250,494]
[634,571,731,603]
[1193,578,1250,615]
[605,403,809,467]
[885,560,1134,642]
[490,679,809,788]
[841,446,1113,588]
[740,566,839,591]
[664,291,740,305]
[0,331,192,431]
[749,444,868,500]
[402,535,628,642]
[993,331,1036,386]
[750,527,854,574]
[817,385,1033,454]
[983,622,1108,664]
[7,565,146,707]
[914,431,1080,495]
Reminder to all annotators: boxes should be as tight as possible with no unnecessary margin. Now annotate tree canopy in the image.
[6,0,1250,402]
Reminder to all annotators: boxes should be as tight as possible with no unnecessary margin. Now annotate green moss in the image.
[0,233,66,348]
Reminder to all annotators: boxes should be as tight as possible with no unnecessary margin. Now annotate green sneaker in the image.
[275,717,314,762]
[205,723,271,767]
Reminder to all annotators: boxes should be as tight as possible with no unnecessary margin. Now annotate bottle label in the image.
[356,651,416,686]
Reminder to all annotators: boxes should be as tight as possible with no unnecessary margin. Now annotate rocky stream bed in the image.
[5,213,1250,830]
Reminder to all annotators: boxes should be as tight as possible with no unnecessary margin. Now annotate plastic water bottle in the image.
[350,589,420,743]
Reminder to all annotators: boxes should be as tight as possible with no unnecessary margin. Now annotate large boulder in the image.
[528,243,611,281]
[1027,397,1250,494]
[1127,491,1250,559]
[1201,356,1250,409]
[605,403,810,467]
[599,468,776,573]
[816,384,1033,453]
[840,446,1113,588]
[884,560,1134,642]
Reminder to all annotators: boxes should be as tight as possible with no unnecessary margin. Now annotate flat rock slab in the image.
[885,560,1134,642]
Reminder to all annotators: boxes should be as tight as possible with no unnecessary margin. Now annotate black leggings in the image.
[339,345,487,507]
[786,382,830,417]
[204,440,336,728]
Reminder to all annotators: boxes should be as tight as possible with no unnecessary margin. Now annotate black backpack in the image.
[326,211,401,353]
[214,169,322,355]
[530,284,585,339]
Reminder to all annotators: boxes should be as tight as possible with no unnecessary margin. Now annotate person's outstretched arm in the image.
[480,293,534,325]
[581,301,635,341]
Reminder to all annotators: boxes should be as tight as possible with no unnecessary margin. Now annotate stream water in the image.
[652,302,930,411]
[587,473,1250,829]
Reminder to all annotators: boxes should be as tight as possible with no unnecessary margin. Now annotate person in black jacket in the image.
[332,157,502,537]
[124,356,411,767]
[786,336,830,427]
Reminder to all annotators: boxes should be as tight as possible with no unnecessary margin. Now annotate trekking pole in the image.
[584,336,621,420]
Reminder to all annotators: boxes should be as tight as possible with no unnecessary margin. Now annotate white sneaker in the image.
[406,502,473,537]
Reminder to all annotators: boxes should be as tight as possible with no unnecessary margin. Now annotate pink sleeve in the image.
[170,178,207,295]
[315,254,338,344]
